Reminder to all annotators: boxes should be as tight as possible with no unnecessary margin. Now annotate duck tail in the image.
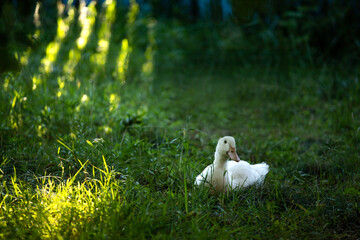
[252,162,269,176]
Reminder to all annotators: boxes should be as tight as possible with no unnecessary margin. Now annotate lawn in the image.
[1,1,360,239]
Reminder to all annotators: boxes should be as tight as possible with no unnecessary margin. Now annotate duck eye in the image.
[224,140,227,144]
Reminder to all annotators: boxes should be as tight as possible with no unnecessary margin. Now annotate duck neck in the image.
[212,151,228,192]
[214,151,227,169]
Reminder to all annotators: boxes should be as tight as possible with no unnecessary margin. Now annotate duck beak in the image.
[228,146,240,162]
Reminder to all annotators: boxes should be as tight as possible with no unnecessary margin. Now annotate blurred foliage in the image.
[152,0,360,68]
[1,0,359,74]
[272,0,360,63]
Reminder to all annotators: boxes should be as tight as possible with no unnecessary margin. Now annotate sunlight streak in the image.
[76,1,97,50]
[63,48,81,76]
[109,93,120,112]
[40,2,75,74]
[141,20,156,82]
[64,1,97,76]
[32,75,41,90]
[56,77,66,98]
[91,0,116,68]
[115,38,130,83]
[33,1,41,28]
[127,0,139,27]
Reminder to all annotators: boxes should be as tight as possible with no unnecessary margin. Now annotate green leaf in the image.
[87,140,94,147]
[11,96,16,108]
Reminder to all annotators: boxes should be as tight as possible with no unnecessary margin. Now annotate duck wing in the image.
[227,160,268,188]
[249,162,269,184]
[194,164,214,185]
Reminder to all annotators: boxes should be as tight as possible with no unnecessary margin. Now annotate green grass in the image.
[1,2,360,239]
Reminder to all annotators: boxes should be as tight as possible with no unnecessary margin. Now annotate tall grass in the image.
[1,1,360,239]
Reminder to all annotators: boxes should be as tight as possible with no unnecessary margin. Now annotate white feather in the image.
[195,136,269,192]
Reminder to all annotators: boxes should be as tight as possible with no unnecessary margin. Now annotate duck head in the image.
[216,136,240,162]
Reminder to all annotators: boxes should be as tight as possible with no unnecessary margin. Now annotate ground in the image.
[0,2,360,239]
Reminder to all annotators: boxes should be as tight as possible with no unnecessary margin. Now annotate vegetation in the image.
[0,0,359,239]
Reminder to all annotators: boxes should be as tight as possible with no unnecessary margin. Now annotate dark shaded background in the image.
[1,0,359,74]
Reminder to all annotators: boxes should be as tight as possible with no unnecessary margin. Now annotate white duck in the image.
[195,136,269,193]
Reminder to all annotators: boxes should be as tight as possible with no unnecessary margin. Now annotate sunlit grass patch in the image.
[0,157,126,239]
